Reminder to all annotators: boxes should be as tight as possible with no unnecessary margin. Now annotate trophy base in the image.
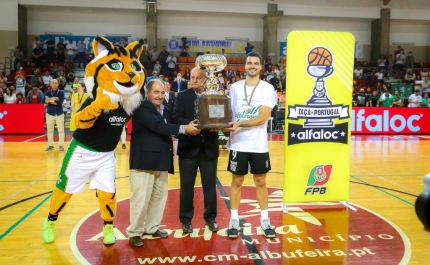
[197,123,233,130]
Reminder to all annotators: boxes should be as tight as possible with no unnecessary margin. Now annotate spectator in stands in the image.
[405,51,414,70]
[66,39,76,63]
[404,68,416,85]
[264,55,272,73]
[278,90,286,108]
[150,46,159,69]
[43,71,53,89]
[31,36,41,49]
[394,46,402,57]
[385,54,393,75]
[184,67,191,81]
[27,85,44,104]
[118,37,126,47]
[379,90,393,107]
[227,65,236,83]
[15,72,26,95]
[147,71,158,83]
[375,69,384,93]
[32,43,44,68]
[14,92,26,104]
[368,90,379,107]
[377,54,385,71]
[30,69,42,89]
[408,89,422,107]
[64,61,72,75]
[392,90,403,107]
[45,36,56,63]
[353,67,363,80]
[0,88,3,103]
[363,68,373,81]
[221,49,226,56]
[353,88,368,107]
[172,73,187,92]
[4,88,16,104]
[421,93,429,107]
[218,73,225,88]
[166,52,177,78]
[159,46,170,72]
[395,49,405,78]
[245,42,254,55]
[139,45,151,70]
[153,60,161,74]
[270,73,282,92]
[15,67,27,78]
[57,72,67,90]
[13,46,24,71]
[56,38,66,62]
[422,77,430,94]
[44,79,65,151]
[67,71,76,84]
[0,72,8,92]
[227,77,236,91]
[420,67,428,78]
[77,38,87,68]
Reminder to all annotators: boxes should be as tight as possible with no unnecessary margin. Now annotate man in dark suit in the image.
[127,79,200,247]
[162,81,175,111]
[173,67,220,234]
[172,73,188,92]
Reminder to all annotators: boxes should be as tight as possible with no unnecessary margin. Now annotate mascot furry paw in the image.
[42,37,146,245]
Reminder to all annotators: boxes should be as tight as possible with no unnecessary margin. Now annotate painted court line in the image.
[24,134,46,142]
[0,193,51,240]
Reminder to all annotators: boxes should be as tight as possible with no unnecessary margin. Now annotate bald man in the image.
[173,67,219,234]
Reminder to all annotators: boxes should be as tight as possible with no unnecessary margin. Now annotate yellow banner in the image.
[283,31,354,203]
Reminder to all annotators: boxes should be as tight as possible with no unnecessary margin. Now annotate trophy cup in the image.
[194,54,232,129]
[304,47,334,128]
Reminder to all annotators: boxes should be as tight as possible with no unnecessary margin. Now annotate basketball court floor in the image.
[0,132,429,264]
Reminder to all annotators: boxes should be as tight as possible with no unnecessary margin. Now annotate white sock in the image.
[231,209,239,220]
[260,209,269,222]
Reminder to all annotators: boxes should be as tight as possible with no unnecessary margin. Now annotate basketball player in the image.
[224,51,277,238]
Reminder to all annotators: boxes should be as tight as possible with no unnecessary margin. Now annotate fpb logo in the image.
[168,39,179,50]
[305,164,333,195]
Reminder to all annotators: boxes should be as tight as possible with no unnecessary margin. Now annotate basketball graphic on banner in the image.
[308,47,333,66]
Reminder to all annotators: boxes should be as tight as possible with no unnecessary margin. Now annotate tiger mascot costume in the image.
[43,37,146,245]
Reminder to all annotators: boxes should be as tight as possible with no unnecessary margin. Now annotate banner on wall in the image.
[166,39,247,53]
[355,42,363,59]
[0,105,45,134]
[279,42,287,57]
[39,35,133,52]
[283,31,354,203]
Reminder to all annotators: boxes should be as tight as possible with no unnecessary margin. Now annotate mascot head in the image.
[84,36,146,114]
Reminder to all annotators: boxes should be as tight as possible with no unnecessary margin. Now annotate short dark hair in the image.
[145,79,164,92]
[246,51,262,64]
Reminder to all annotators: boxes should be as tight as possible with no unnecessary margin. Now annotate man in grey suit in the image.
[126,79,200,247]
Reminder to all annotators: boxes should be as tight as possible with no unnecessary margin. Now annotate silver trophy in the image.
[194,54,232,129]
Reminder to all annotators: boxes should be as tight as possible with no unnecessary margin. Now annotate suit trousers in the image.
[126,169,168,237]
[179,150,217,224]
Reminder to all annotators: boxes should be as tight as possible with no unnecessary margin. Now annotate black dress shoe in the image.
[144,229,168,238]
[129,236,143,247]
[182,223,193,234]
[206,220,219,232]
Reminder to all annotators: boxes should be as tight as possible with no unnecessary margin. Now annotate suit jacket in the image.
[173,88,219,159]
[172,79,187,93]
[162,91,175,111]
[130,100,180,173]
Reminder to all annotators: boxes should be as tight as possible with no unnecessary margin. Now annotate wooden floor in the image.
[0,133,429,264]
